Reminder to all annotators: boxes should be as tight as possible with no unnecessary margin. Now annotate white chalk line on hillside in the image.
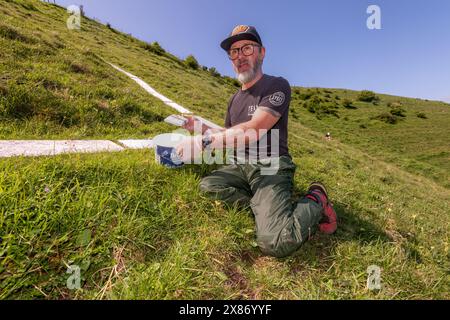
[0,140,124,158]
[0,63,221,158]
[108,63,192,114]
[108,63,223,130]
[0,139,157,158]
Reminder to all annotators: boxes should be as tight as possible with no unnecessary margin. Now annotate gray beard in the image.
[236,59,262,85]
[237,69,256,84]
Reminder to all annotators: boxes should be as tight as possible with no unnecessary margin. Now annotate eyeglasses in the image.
[227,44,261,60]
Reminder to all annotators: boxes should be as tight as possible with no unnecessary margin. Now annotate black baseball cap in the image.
[220,25,263,51]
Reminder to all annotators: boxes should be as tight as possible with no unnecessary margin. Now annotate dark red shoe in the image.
[306,182,337,234]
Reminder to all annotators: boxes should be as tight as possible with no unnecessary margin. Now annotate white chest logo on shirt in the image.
[248,105,258,116]
[269,91,286,107]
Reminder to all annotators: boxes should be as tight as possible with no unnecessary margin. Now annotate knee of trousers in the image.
[199,177,237,198]
[256,232,303,258]
[199,176,221,193]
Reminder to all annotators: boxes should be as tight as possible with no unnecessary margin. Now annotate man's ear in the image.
[260,46,266,60]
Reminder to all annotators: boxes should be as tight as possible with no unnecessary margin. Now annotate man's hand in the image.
[182,115,224,135]
[175,135,203,163]
[181,116,206,134]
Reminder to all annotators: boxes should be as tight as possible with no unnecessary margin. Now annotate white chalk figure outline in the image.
[367,265,382,290]
[66,265,81,290]
[367,5,382,30]
[67,5,81,30]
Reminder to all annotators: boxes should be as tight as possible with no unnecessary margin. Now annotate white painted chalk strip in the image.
[0,62,223,158]
[108,63,223,130]
[0,140,124,158]
[108,63,192,114]
[117,139,153,149]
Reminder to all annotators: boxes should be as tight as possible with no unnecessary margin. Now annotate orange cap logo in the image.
[231,25,249,36]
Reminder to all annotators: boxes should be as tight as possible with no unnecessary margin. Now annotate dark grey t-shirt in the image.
[225,74,291,158]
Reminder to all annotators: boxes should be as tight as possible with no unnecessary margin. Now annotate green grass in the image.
[0,0,449,299]
[290,88,450,188]
[1,132,448,299]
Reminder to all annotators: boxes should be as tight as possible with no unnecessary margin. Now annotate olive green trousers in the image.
[199,156,323,258]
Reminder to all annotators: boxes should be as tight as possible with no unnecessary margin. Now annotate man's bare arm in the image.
[207,108,280,148]
[175,109,279,160]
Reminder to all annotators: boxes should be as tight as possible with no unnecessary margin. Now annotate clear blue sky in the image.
[55,0,450,102]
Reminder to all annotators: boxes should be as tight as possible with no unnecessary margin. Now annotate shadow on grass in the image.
[288,181,393,270]
[231,199,397,274]
[231,195,399,274]
[332,202,391,244]
[176,166,422,273]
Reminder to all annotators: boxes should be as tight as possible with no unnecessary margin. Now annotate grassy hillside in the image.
[1,0,449,187]
[0,0,238,140]
[1,0,449,299]
[289,88,450,189]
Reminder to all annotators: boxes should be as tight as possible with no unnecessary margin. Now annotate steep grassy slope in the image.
[1,0,449,187]
[1,127,448,299]
[0,0,237,139]
[0,0,449,299]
